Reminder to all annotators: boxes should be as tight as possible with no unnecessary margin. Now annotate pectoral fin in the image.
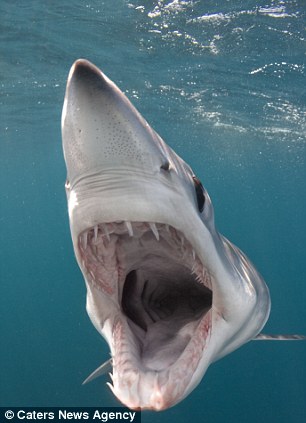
[254,333,306,340]
[82,358,113,385]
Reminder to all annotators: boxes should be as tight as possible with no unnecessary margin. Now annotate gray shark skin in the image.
[61,59,272,410]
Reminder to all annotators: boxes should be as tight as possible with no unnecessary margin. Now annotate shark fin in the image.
[253,333,306,341]
[82,358,113,385]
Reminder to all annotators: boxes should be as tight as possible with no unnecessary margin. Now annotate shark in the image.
[61,59,304,411]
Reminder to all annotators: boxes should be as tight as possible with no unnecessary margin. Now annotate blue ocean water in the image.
[1,1,305,422]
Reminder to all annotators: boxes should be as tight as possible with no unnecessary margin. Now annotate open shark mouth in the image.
[78,221,213,409]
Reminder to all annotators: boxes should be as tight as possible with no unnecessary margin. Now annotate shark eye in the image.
[193,176,205,213]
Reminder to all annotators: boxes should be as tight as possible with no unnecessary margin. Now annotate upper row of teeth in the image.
[79,221,211,289]
[80,222,163,249]
[79,221,197,257]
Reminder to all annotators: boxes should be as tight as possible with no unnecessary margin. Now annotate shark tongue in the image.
[111,310,212,410]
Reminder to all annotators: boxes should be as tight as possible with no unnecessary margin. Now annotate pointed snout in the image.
[61,59,168,185]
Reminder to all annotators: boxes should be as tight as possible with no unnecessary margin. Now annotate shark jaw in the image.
[78,221,213,410]
[62,59,271,411]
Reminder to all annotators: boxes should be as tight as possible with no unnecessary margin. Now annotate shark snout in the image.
[62,59,171,184]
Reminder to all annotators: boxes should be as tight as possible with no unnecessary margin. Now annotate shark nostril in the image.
[160,161,170,171]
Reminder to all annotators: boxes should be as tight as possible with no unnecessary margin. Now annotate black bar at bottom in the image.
[0,407,141,423]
